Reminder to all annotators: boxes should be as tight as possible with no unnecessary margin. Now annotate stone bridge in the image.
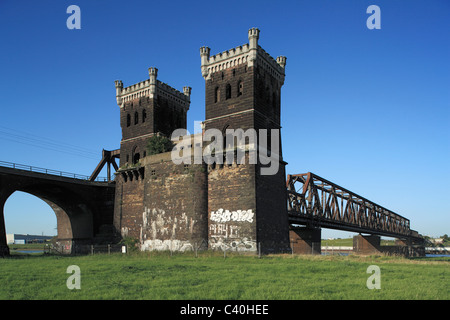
[0,162,116,256]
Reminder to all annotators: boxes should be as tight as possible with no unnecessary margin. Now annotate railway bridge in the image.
[0,160,425,257]
[287,172,425,256]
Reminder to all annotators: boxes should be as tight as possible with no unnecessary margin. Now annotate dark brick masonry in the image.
[113,28,291,253]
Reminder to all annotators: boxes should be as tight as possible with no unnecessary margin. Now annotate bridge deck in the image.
[0,160,108,183]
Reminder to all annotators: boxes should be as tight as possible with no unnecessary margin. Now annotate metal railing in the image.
[0,160,108,182]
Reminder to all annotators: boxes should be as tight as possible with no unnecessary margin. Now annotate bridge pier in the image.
[392,238,425,257]
[353,234,425,257]
[353,234,382,255]
[0,183,12,257]
[289,226,321,255]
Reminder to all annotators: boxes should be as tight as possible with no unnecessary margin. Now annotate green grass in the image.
[0,252,448,300]
[8,243,48,250]
[321,238,397,246]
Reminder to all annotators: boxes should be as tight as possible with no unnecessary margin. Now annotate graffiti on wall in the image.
[210,208,254,223]
[209,223,240,239]
[140,207,196,252]
[209,237,256,252]
[209,208,256,252]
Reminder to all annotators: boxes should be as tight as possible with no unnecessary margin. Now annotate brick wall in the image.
[114,152,208,252]
[207,160,257,251]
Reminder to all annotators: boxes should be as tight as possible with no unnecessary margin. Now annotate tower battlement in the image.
[115,69,191,110]
[200,28,286,83]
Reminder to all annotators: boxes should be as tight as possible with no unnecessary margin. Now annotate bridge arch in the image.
[1,184,94,253]
[0,164,116,256]
[4,191,58,238]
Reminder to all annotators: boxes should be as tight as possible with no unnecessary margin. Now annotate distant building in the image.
[7,234,53,244]
[6,234,14,244]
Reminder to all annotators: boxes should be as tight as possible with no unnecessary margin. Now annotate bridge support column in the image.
[353,234,382,255]
[0,212,9,257]
[393,238,425,257]
[0,188,11,257]
[289,227,321,255]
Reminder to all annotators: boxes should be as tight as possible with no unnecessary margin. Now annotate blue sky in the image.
[1,0,449,239]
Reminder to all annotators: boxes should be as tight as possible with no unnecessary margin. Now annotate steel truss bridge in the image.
[287,172,422,241]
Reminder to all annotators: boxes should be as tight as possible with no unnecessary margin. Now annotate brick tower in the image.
[113,69,202,248]
[200,28,290,253]
[114,68,191,167]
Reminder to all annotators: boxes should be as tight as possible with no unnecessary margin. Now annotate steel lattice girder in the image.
[286,172,412,238]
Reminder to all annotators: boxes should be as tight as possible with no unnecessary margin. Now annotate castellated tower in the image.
[113,69,208,252]
[200,28,291,253]
[114,68,191,167]
[112,28,290,254]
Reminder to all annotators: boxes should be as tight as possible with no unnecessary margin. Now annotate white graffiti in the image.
[210,208,254,223]
[209,223,240,239]
[140,207,197,252]
[209,237,256,252]
[141,239,193,252]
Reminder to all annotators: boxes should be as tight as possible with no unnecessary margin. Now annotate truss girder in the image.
[287,173,411,238]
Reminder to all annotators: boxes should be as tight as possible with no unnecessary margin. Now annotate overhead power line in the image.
[0,126,101,160]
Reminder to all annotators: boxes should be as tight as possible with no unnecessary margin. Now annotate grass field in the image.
[0,251,448,300]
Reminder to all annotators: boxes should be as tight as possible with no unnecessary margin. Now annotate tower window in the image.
[226,84,231,100]
[133,153,140,164]
[237,81,243,97]
[215,87,220,103]
[142,109,147,123]
[132,145,140,164]
[126,114,131,127]
[134,112,139,125]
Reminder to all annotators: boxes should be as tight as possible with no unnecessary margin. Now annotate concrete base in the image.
[289,227,321,255]
[353,234,381,255]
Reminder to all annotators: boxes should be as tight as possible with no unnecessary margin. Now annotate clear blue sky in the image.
[1,0,449,239]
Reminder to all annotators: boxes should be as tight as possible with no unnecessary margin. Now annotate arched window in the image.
[132,146,140,164]
[142,109,147,123]
[133,153,140,164]
[126,114,131,127]
[134,112,139,125]
[237,81,243,97]
[215,87,220,103]
[225,84,231,100]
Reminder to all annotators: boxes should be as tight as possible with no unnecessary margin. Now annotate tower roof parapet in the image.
[115,68,190,110]
[200,28,286,84]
